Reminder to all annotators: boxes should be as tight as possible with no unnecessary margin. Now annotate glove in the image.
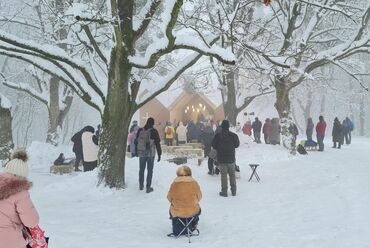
[157,155,161,162]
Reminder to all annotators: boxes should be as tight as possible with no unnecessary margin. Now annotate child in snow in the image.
[167,166,202,235]
[0,150,47,248]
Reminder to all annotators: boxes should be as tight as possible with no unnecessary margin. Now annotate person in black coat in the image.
[212,120,240,197]
[201,123,215,175]
[186,121,197,143]
[251,117,262,143]
[332,117,342,149]
[71,129,83,171]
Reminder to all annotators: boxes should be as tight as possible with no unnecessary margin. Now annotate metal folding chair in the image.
[167,215,200,243]
[248,164,261,182]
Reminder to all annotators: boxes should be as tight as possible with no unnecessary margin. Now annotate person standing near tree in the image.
[306,118,314,141]
[262,118,272,144]
[315,116,327,152]
[136,117,162,193]
[71,128,84,171]
[212,120,240,197]
[332,117,343,149]
[81,126,99,171]
[251,117,262,143]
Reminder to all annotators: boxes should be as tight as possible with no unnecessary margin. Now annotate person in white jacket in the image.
[81,126,99,171]
[176,122,187,145]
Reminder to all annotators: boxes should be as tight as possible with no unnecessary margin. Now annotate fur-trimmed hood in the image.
[0,173,32,201]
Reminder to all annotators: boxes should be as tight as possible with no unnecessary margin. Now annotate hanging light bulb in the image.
[203,106,206,111]
[199,103,202,107]
[185,109,187,114]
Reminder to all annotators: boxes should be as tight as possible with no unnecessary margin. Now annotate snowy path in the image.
[25,138,370,248]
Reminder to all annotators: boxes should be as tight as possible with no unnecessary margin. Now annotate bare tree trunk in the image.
[98,47,135,188]
[0,98,13,163]
[46,77,60,145]
[274,78,296,155]
[222,68,240,126]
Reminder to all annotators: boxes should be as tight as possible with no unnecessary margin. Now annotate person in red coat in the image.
[315,116,327,151]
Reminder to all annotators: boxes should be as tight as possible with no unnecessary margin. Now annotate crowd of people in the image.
[0,113,356,243]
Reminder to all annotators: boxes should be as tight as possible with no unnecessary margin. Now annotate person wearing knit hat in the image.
[5,149,29,178]
[0,150,47,247]
[212,120,240,197]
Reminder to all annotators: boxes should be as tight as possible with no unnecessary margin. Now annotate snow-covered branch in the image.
[128,0,235,69]
[0,73,49,106]
[0,30,106,104]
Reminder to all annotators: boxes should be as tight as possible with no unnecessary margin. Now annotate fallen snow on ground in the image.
[4,137,370,248]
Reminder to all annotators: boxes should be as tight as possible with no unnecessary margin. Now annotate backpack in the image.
[348,121,354,131]
[137,128,153,154]
[166,127,172,135]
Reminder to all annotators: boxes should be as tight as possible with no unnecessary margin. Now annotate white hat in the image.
[5,150,29,178]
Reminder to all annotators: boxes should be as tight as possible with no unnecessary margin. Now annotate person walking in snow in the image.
[0,150,47,248]
[81,126,99,172]
[262,118,272,144]
[316,116,327,151]
[270,118,281,145]
[242,120,252,136]
[201,122,215,175]
[167,166,202,236]
[251,117,262,143]
[212,120,240,197]
[332,117,343,149]
[128,120,139,157]
[176,122,187,145]
[306,118,314,141]
[71,128,84,171]
[345,117,354,144]
[136,117,162,193]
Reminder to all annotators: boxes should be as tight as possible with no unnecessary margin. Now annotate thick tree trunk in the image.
[98,47,135,188]
[0,99,13,163]
[46,77,61,145]
[274,79,296,155]
[223,68,238,126]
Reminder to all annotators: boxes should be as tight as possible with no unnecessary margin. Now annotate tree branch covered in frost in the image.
[0,73,49,106]
[128,0,235,69]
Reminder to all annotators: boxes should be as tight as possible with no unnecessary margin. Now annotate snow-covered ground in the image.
[3,137,370,248]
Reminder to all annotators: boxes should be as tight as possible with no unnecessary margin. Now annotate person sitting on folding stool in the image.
[167,166,202,236]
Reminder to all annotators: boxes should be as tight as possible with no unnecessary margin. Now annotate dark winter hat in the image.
[146,117,155,127]
[84,125,95,133]
[319,116,324,121]
[221,120,230,130]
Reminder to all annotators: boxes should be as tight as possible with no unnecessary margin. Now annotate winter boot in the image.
[219,192,228,197]
[146,187,154,193]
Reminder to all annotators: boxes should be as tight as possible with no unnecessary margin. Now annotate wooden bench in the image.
[179,143,203,149]
[163,145,193,154]
[50,158,75,174]
[174,148,203,158]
